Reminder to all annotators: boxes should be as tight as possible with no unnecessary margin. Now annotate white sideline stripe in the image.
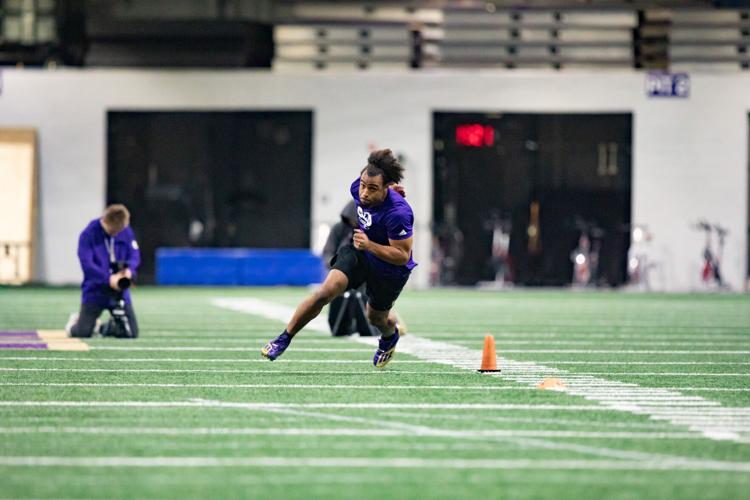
[4,357,750,367]
[92,347,370,352]
[549,361,750,366]
[450,340,750,347]
[0,367,496,376]
[375,412,748,431]
[0,426,720,440]
[506,372,750,377]
[96,341,750,348]
[0,382,545,391]
[382,336,750,442]
[425,333,750,340]
[464,350,750,354]
[210,297,750,443]
[212,297,333,333]
[0,401,648,411]
[191,399,750,460]
[91,338,750,347]
[0,382,734,402]
[0,385,713,402]
[1,456,748,472]
[3,400,750,433]
[420,321,750,328]
[121,339,349,343]
[141,335,750,343]
[1,374,748,393]
[671,388,750,392]
[4,400,750,426]
[1,367,748,379]
[88,346,750,354]
[0,356,433,364]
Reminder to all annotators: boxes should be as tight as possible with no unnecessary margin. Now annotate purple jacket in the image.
[78,219,141,306]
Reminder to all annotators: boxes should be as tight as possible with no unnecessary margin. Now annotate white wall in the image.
[0,68,747,291]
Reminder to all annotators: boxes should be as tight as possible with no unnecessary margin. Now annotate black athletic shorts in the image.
[330,245,410,312]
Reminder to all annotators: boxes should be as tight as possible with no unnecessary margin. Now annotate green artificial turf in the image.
[0,286,748,499]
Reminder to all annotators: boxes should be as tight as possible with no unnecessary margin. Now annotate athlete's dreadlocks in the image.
[363,149,404,185]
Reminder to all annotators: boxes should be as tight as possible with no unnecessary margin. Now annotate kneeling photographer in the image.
[66,204,140,338]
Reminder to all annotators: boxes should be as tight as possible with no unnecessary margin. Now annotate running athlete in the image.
[261,149,416,367]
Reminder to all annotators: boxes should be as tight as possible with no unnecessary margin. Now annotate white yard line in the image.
[196,399,750,460]
[0,367,500,375]
[115,339,357,344]
[212,297,331,334]
[518,372,750,377]
[419,321,750,329]
[0,426,716,440]
[87,346,750,354]
[545,361,750,366]
[0,455,748,471]
[3,400,750,424]
[448,340,750,347]
[0,382,542,391]
[91,347,371,352]
[446,349,750,354]
[0,401,662,411]
[1,368,748,392]
[1,367,747,378]
[0,356,434,364]
[3,356,750,367]
[374,412,716,430]
[423,333,750,339]
[140,334,750,342]
[0,382,732,403]
[89,338,750,347]
[4,356,750,367]
[210,297,750,443]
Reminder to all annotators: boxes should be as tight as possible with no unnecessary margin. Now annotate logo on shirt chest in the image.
[357,206,372,229]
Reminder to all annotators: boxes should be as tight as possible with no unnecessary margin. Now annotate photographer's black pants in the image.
[70,302,139,338]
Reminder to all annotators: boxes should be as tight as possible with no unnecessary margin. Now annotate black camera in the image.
[100,261,134,338]
[110,261,131,290]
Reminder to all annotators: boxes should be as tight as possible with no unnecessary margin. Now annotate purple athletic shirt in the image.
[78,219,141,306]
[350,178,417,279]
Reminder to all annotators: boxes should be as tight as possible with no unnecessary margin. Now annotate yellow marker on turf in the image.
[39,330,90,351]
[46,341,90,351]
[537,378,566,391]
[38,330,69,339]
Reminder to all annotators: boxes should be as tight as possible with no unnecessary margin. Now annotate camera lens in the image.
[118,276,131,290]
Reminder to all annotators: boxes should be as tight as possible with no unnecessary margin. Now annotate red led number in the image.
[455,124,494,147]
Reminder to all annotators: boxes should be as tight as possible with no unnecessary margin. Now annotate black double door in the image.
[107,111,313,283]
[433,112,632,287]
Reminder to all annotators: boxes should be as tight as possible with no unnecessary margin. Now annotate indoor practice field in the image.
[0,286,748,499]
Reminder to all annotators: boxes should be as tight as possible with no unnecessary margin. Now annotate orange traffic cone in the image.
[478,335,501,373]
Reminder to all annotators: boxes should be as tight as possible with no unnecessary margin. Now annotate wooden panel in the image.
[0,129,36,284]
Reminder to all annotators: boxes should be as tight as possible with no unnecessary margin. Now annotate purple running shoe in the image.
[373,329,399,368]
[261,332,292,361]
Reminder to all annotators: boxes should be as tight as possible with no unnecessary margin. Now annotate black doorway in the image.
[433,112,632,287]
[107,110,313,283]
